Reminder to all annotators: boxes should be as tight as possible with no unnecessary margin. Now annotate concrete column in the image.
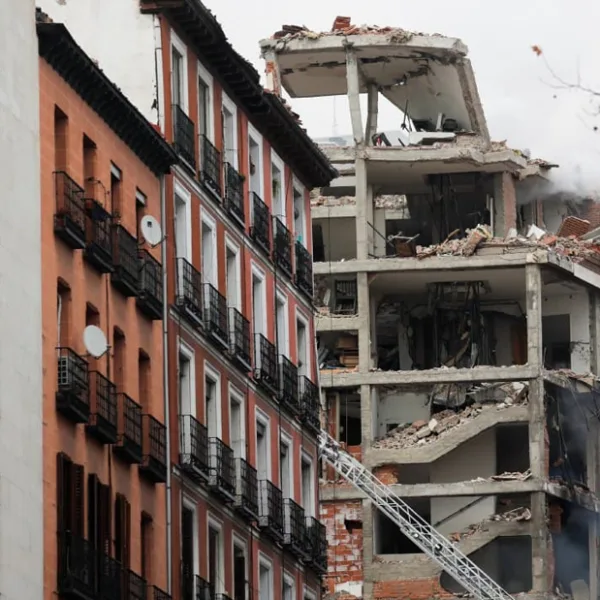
[365,83,378,143]
[345,48,364,145]
[526,264,543,369]
[530,491,550,593]
[357,272,371,372]
[493,172,517,236]
[262,50,282,95]
[360,384,374,448]
[589,290,600,374]
[355,158,370,261]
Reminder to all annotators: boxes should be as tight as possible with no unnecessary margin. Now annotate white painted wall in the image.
[377,391,430,435]
[317,217,357,261]
[430,429,496,536]
[36,0,160,125]
[0,2,44,599]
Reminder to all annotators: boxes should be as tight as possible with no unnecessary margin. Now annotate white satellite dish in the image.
[83,325,108,359]
[140,215,163,246]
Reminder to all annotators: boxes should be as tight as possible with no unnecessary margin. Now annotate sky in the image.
[207,0,600,194]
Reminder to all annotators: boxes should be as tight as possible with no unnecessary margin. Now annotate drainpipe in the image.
[160,172,173,594]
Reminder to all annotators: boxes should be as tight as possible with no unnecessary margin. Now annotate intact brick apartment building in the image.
[37,4,335,600]
[262,18,600,600]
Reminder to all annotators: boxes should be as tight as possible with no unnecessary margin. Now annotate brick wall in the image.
[501,172,517,235]
[373,578,454,600]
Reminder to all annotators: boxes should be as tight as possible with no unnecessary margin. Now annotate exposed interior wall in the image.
[377,391,430,436]
[313,217,357,262]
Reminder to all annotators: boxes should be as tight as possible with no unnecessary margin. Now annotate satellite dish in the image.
[83,325,108,358]
[140,215,163,246]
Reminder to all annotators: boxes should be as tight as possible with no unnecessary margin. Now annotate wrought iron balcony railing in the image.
[124,568,147,600]
[250,192,271,255]
[140,414,167,484]
[57,531,97,600]
[235,458,259,521]
[56,347,90,424]
[173,104,196,169]
[305,516,328,574]
[224,162,245,228]
[84,198,114,273]
[98,552,122,600]
[111,224,140,297]
[278,356,300,414]
[151,585,172,600]
[176,257,203,328]
[284,498,308,557]
[258,480,284,542]
[179,414,210,483]
[200,134,221,197]
[114,394,143,464]
[195,576,213,600]
[54,171,87,249]
[229,308,251,372]
[203,283,228,350]
[87,370,118,444]
[295,241,313,298]
[299,376,320,434]
[209,437,236,500]
[137,249,163,320]
[273,217,292,277]
[254,334,278,395]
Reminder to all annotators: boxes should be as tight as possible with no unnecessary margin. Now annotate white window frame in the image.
[178,340,196,417]
[303,586,317,600]
[174,179,192,261]
[204,361,222,438]
[295,308,311,379]
[225,235,242,311]
[293,177,307,246]
[222,92,239,170]
[229,384,246,459]
[275,289,290,358]
[182,496,199,577]
[255,408,271,479]
[171,30,189,113]
[301,450,315,517]
[270,150,286,224]
[200,207,218,286]
[283,572,296,600]
[251,263,267,338]
[197,60,215,142]
[279,430,294,499]
[232,536,249,600]
[258,554,274,600]
[248,123,264,199]
[207,515,225,594]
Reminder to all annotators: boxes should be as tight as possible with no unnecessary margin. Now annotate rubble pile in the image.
[372,382,528,450]
[451,507,531,542]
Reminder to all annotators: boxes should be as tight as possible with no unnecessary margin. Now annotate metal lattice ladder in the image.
[318,431,514,600]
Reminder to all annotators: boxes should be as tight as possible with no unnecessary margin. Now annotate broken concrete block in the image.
[416,426,432,439]
[428,418,439,433]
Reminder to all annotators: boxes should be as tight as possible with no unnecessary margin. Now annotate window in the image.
[181,502,198,598]
[280,435,293,499]
[226,240,241,310]
[85,304,100,366]
[54,106,68,172]
[138,350,151,412]
[296,315,309,378]
[83,135,97,199]
[205,367,221,438]
[179,345,195,416]
[251,267,266,337]
[171,46,184,108]
[56,453,84,535]
[174,183,191,260]
[230,388,245,458]
[283,574,295,600]
[197,62,213,141]
[110,163,122,217]
[293,184,306,245]
[114,493,131,567]
[276,292,289,357]
[201,212,217,286]
[135,190,147,241]
[271,157,284,222]
[233,541,247,600]
[112,328,126,390]
[208,521,224,593]
[57,280,71,347]
[301,453,315,516]
[141,512,153,581]
[256,411,270,480]
[259,558,273,600]
[88,473,110,555]
[222,93,237,168]
[248,128,263,197]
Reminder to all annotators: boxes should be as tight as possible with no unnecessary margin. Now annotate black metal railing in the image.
[284,498,307,553]
[56,347,90,423]
[140,414,167,484]
[203,283,228,348]
[254,334,278,393]
[173,104,196,169]
[111,224,140,297]
[98,552,122,600]
[216,594,234,600]
[295,241,313,297]
[196,576,213,600]
[176,258,203,327]
[224,163,245,227]
[54,171,87,249]
[229,308,251,370]
[259,480,284,540]
[305,516,328,573]
[137,249,163,320]
[84,198,114,273]
[87,370,118,444]
[57,531,97,599]
[274,218,292,276]
[209,438,236,498]
[250,192,271,255]
[115,394,143,464]
[151,585,172,600]
[200,134,221,197]
[124,568,147,600]
[235,458,259,520]
[299,376,320,434]
[181,574,195,600]
[179,414,210,482]
[279,356,299,413]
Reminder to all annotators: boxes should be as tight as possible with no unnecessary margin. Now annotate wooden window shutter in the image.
[124,497,131,568]
[181,506,194,581]
[115,493,131,568]
[56,452,71,532]
[72,463,85,537]
[88,474,98,549]
[98,481,111,556]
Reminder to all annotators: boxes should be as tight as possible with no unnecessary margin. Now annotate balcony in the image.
[216,594,234,600]
[176,258,203,328]
[224,163,245,228]
[195,576,213,600]
[284,498,308,558]
[173,104,196,169]
[229,308,251,372]
[250,192,271,255]
[200,134,221,197]
[86,370,118,444]
[299,376,320,434]
[209,438,236,501]
[274,218,292,277]
[258,480,284,542]
[140,415,167,484]
[114,394,143,464]
[151,586,172,600]
[278,356,300,415]
[305,516,328,574]
[203,283,228,350]
[124,568,147,600]
[56,347,90,424]
[57,531,96,600]
[137,250,163,320]
[84,198,114,273]
[98,553,121,600]
[179,414,210,483]
[235,458,259,521]
[295,241,313,298]
[111,225,140,297]
[254,334,278,395]
[54,171,87,249]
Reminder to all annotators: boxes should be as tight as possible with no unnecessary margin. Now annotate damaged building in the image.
[261,16,600,600]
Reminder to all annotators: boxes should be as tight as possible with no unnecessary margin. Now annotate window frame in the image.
[251,263,267,338]
[200,207,218,287]
[295,307,312,379]
[258,554,274,600]
[174,179,192,261]
[204,361,222,439]
[178,340,196,418]
[171,30,189,113]
[270,149,286,224]
[221,91,239,170]
[207,514,225,594]
[181,495,200,579]
[225,235,242,311]
[248,123,264,199]
[275,288,290,358]
[229,384,246,459]
[292,177,307,246]
[279,430,294,499]
[255,407,271,480]
[301,450,315,517]
[197,60,215,143]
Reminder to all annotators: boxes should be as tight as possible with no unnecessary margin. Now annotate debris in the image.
[462,224,492,256]
[490,469,532,481]
[557,216,591,238]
